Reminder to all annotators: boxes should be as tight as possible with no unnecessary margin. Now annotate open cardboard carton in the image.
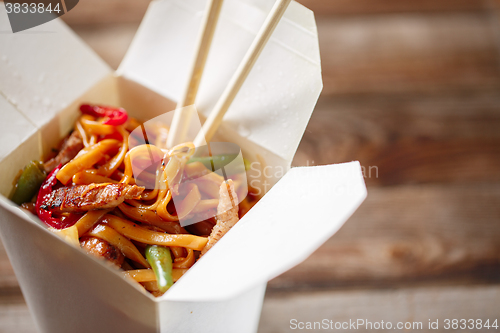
[0,0,367,332]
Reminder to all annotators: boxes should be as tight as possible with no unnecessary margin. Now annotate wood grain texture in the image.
[57,0,491,25]
[293,92,500,186]
[1,284,498,333]
[0,242,17,290]
[0,300,36,333]
[318,13,500,96]
[268,183,500,291]
[259,285,500,332]
[70,8,500,97]
[72,24,139,70]
[298,0,489,16]
[61,0,151,25]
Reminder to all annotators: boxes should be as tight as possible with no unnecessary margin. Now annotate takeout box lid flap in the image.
[118,0,322,165]
[164,161,367,301]
[0,94,38,161]
[0,8,111,129]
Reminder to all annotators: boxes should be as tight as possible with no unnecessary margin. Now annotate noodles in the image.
[156,191,179,222]
[57,139,121,184]
[74,209,110,236]
[96,127,129,177]
[102,215,208,251]
[175,183,201,219]
[173,248,195,269]
[87,224,150,268]
[117,203,185,234]
[80,114,116,135]
[13,106,261,297]
[73,170,118,185]
[123,268,187,283]
[191,199,219,213]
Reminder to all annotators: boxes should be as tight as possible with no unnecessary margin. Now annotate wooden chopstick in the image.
[193,0,292,146]
[167,0,224,148]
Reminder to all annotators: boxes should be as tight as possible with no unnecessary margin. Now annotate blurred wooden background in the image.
[1,0,500,332]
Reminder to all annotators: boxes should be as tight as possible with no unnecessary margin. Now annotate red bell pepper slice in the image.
[80,104,128,126]
[36,164,81,229]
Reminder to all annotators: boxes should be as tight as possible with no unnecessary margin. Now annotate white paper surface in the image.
[158,283,266,333]
[119,0,322,165]
[0,7,111,128]
[0,94,37,161]
[165,162,367,301]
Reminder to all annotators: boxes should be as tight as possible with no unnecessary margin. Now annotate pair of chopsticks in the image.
[167,0,292,148]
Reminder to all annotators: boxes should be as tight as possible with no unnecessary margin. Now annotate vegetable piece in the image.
[10,160,47,205]
[80,104,128,126]
[145,245,174,293]
[36,164,81,229]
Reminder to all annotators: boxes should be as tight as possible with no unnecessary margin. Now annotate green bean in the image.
[145,245,174,293]
[10,160,46,205]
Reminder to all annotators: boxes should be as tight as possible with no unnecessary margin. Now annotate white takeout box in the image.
[0,1,367,332]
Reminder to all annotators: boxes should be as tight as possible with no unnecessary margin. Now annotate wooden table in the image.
[1,0,500,331]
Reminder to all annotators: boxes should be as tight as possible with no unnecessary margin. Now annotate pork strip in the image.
[41,183,145,213]
[44,131,84,173]
[80,236,124,267]
[201,179,239,256]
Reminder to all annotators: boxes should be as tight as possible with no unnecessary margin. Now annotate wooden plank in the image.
[0,302,36,333]
[259,284,500,332]
[317,13,500,95]
[298,0,488,16]
[71,24,139,70]
[57,0,490,26]
[268,183,500,291]
[61,0,151,26]
[293,92,500,186]
[0,241,18,290]
[68,10,500,95]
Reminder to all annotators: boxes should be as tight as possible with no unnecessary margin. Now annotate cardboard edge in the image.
[163,161,368,302]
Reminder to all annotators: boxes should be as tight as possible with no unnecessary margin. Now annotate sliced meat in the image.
[80,236,124,267]
[201,180,239,256]
[41,183,145,213]
[44,131,84,173]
